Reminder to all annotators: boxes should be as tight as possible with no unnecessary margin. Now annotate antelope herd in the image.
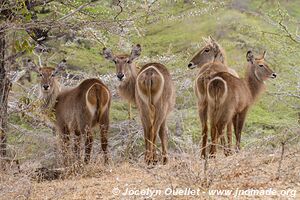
[30,36,276,166]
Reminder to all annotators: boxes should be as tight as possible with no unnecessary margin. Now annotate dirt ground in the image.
[1,144,299,200]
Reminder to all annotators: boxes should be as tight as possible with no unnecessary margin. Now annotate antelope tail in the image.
[146,78,156,124]
[144,77,156,144]
[207,77,228,108]
[207,77,228,138]
[86,83,110,123]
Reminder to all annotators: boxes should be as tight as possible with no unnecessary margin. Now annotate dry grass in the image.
[1,141,299,200]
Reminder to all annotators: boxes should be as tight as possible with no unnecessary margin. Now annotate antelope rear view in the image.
[206,50,276,157]
[188,36,239,158]
[136,62,175,165]
[30,59,111,165]
[103,44,175,165]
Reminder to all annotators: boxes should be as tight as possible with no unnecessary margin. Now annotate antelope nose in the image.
[117,73,124,80]
[43,85,49,90]
[271,73,277,78]
[188,62,194,69]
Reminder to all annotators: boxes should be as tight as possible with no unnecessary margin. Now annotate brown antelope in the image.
[103,44,175,165]
[102,47,138,119]
[188,36,239,158]
[206,51,276,156]
[30,59,111,165]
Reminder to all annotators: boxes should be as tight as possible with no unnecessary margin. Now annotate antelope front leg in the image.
[99,121,109,164]
[225,122,233,156]
[199,105,208,159]
[84,126,93,164]
[74,130,81,162]
[215,123,227,158]
[220,135,226,154]
[60,127,71,167]
[128,103,132,120]
[233,110,247,152]
[209,125,217,158]
[233,114,239,152]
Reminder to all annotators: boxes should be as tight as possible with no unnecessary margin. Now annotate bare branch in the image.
[114,0,123,20]
[277,4,299,43]
[58,2,92,21]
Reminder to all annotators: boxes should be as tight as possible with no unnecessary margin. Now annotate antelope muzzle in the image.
[188,62,196,69]
[270,73,277,79]
[117,72,125,81]
[42,84,50,91]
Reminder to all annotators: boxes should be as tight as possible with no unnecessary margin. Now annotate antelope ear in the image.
[209,35,215,43]
[129,44,141,62]
[103,47,115,61]
[246,51,254,63]
[207,35,218,50]
[202,36,212,45]
[262,50,267,59]
[53,59,67,76]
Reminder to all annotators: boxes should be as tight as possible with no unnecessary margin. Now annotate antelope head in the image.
[29,59,67,95]
[246,51,277,82]
[188,36,224,69]
[103,44,141,81]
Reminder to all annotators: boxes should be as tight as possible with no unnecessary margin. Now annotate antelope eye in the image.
[127,60,131,64]
[113,60,117,64]
[51,74,55,77]
[259,64,264,68]
[39,74,42,77]
[204,49,210,52]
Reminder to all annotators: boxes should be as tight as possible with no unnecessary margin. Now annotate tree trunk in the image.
[0,30,11,169]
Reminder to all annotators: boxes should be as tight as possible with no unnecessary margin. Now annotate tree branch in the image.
[58,2,91,21]
[277,4,299,43]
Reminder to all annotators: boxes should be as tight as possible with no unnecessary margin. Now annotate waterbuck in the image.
[206,51,276,156]
[102,46,138,119]
[188,36,239,158]
[103,44,175,165]
[31,59,111,165]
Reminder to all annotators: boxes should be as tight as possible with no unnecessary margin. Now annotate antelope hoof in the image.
[84,156,91,164]
[153,154,158,165]
[104,154,109,165]
[128,116,135,120]
[208,153,216,159]
[209,154,216,159]
[162,156,168,165]
[224,149,233,157]
[145,158,152,165]
[145,153,153,165]
[235,146,241,153]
